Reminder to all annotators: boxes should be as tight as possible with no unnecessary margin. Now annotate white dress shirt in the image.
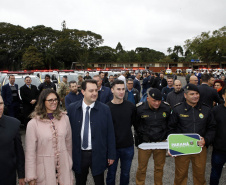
[81,100,95,150]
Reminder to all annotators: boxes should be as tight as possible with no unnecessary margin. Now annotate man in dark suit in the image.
[158,73,167,91]
[1,75,20,118]
[151,73,160,89]
[20,76,39,126]
[198,74,222,108]
[133,73,142,93]
[104,75,114,88]
[67,79,116,185]
[0,95,25,185]
[93,75,113,104]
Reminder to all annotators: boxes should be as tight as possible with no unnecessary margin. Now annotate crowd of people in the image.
[0,70,225,185]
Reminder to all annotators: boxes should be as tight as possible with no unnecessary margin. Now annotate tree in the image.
[116,42,123,53]
[22,46,44,69]
[167,47,172,55]
[0,22,29,70]
[184,27,226,67]
[89,46,116,63]
[173,45,183,57]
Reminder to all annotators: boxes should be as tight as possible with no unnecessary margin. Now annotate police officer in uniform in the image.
[168,83,216,185]
[57,75,70,110]
[135,88,171,185]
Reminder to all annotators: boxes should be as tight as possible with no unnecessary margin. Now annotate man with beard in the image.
[166,80,185,107]
[65,80,83,111]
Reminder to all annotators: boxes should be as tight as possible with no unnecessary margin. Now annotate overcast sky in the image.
[1,0,226,54]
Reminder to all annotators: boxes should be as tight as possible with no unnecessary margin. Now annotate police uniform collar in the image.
[184,101,201,111]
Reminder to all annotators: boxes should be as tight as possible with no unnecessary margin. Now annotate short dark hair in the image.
[81,79,97,91]
[109,75,113,78]
[201,74,210,82]
[126,78,134,83]
[155,73,159,77]
[45,74,50,79]
[99,71,104,75]
[69,80,77,86]
[25,76,31,80]
[209,74,214,78]
[111,79,124,88]
[167,76,173,80]
[9,75,14,79]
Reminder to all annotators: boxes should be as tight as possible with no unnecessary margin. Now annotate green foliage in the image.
[22,46,44,69]
[1,22,225,70]
[184,26,226,65]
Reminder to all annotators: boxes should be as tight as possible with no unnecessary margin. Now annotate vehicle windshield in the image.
[41,73,58,79]
[59,74,78,82]
[0,74,7,83]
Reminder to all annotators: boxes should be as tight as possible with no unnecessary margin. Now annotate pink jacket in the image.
[25,113,74,185]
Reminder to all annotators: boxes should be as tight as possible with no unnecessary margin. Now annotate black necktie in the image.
[82,106,90,149]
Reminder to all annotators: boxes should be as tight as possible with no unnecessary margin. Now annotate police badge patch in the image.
[199,113,204,119]
[163,112,166,117]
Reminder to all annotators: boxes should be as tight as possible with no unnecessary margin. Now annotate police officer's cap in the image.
[63,75,67,78]
[185,83,199,93]
[148,88,162,100]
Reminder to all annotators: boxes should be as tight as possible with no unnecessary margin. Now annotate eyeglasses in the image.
[45,98,58,103]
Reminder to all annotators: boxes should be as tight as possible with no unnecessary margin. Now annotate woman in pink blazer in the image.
[25,89,74,185]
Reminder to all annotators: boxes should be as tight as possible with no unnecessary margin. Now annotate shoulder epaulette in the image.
[163,101,170,106]
[136,102,143,107]
[201,102,211,108]
[174,102,182,108]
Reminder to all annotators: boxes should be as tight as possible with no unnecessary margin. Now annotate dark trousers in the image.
[7,101,20,118]
[210,150,226,185]
[75,151,104,185]
[106,146,134,185]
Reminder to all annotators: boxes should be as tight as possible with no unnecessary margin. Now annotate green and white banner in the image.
[167,134,202,156]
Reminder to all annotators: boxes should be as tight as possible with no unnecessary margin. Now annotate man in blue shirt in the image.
[124,78,140,105]
[65,80,83,111]
[161,76,174,101]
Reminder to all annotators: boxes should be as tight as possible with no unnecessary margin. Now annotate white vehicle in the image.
[58,73,79,83]
[38,72,59,83]
[165,69,172,75]
[176,69,182,74]
[186,69,193,74]
[2,75,42,99]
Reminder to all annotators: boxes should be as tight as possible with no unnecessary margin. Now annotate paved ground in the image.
[20,75,226,184]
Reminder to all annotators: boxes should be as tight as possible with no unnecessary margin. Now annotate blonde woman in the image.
[25,89,74,185]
